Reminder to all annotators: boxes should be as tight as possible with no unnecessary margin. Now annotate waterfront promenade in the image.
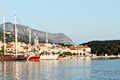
[58,54,120,60]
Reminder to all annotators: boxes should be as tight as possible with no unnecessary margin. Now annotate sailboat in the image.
[0,14,28,61]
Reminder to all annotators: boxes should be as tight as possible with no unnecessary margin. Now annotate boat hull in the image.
[0,55,28,61]
[0,58,27,61]
[27,55,40,61]
[28,56,40,61]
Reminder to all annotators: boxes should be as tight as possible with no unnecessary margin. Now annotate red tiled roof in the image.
[6,46,13,48]
[70,48,76,50]
[22,46,28,49]
[69,46,90,49]
[50,47,55,49]
[39,45,45,47]
[87,51,90,53]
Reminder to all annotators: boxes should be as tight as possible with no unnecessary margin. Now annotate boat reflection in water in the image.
[0,59,91,80]
[0,61,29,80]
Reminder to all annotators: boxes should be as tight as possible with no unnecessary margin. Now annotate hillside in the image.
[0,22,74,45]
[80,40,120,56]
[0,32,29,44]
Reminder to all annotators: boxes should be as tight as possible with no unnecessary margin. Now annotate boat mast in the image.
[3,13,6,55]
[29,28,31,52]
[15,15,17,56]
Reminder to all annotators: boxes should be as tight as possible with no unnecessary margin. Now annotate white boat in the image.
[40,53,59,60]
[78,56,91,60]
[27,53,60,60]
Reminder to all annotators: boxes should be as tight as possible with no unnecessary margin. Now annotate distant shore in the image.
[58,55,120,60]
[91,55,120,59]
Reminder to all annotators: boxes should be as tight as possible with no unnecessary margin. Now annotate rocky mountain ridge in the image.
[0,22,74,45]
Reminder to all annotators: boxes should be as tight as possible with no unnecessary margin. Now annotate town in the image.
[0,36,91,59]
[0,14,92,61]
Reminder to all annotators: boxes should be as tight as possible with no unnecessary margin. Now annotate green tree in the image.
[80,40,120,56]
[64,52,72,55]
[73,53,76,55]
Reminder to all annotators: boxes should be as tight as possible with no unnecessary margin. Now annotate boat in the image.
[27,52,40,61]
[27,54,40,61]
[0,54,28,61]
[40,53,59,60]
[27,32,60,60]
[0,14,28,61]
[40,32,60,60]
[27,53,59,61]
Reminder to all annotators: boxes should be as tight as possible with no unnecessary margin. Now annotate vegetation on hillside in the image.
[55,43,73,47]
[0,32,71,46]
[0,32,29,43]
[80,40,120,56]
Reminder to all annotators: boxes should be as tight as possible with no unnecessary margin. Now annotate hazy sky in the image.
[0,0,120,44]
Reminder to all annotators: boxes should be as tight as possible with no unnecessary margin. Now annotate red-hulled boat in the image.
[27,54,40,61]
[0,14,29,61]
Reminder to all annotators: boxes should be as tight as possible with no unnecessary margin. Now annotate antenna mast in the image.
[46,32,48,43]
[29,28,31,52]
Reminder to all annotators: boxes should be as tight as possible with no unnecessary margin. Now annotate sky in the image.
[0,0,120,44]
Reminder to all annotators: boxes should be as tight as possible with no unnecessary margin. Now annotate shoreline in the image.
[91,55,120,59]
[58,55,120,60]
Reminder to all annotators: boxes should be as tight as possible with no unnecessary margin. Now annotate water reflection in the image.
[0,59,91,80]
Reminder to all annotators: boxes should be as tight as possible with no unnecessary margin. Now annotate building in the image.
[68,45,91,56]
[6,42,29,53]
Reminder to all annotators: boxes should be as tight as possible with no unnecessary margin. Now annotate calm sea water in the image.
[0,58,120,80]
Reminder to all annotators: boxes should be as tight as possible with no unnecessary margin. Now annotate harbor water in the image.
[0,58,120,80]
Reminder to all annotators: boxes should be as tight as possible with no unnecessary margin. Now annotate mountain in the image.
[0,22,74,45]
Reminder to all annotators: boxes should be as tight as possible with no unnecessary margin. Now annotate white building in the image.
[6,42,29,53]
[68,45,91,56]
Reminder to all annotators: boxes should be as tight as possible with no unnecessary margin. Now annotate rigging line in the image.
[0,15,3,32]
[16,17,29,41]
[0,58,5,62]
[0,15,4,42]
